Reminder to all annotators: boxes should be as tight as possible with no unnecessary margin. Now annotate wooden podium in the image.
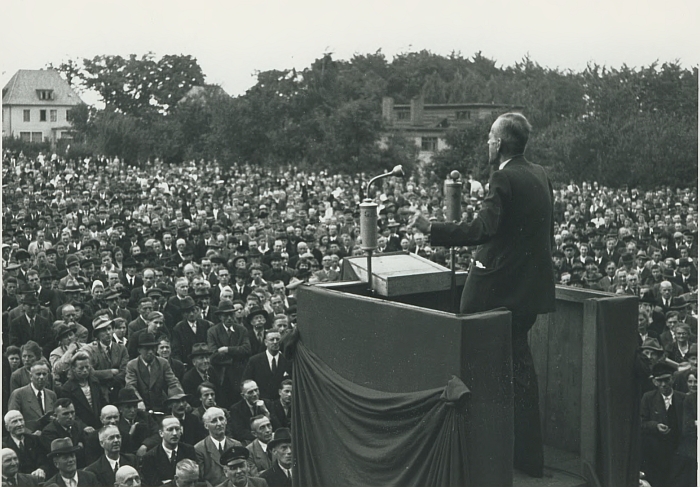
[295,253,639,487]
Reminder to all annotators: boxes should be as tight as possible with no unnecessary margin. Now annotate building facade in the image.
[2,69,84,145]
[380,96,521,162]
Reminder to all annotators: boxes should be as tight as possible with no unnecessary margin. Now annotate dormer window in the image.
[36,90,55,101]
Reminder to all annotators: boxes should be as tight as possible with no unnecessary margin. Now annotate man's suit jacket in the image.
[215,477,268,487]
[7,385,57,432]
[58,377,107,429]
[430,156,556,319]
[171,318,212,363]
[141,442,196,487]
[181,366,221,401]
[84,341,129,392]
[195,436,244,486]
[2,472,40,486]
[45,470,99,487]
[125,356,184,411]
[272,400,291,429]
[241,352,291,401]
[8,314,54,355]
[120,274,143,293]
[40,419,89,475]
[127,315,148,337]
[207,323,252,407]
[1,434,47,475]
[118,411,157,454]
[260,461,292,487]
[246,439,272,475]
[84,453,137,487]
[229,399,280,444]
[640,389,686,448]
[38,286,65,316]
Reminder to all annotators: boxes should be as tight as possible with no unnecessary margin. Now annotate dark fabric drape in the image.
[291,341,471,487]
[595,296,640,486]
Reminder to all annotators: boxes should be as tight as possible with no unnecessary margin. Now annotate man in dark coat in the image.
[1,448,40,486]
[84,424,137,487]
[44,438,99,486]
[40,399,92,475]
[259,428,293,487]
[57,351,107,429]
[115,387,158,456]
[229,380,280,445]
[640,362,686,487]
[242,330,292,402]
[411,113,556,477]
[207,302,252,409]
[140,416,196,487]
[216,446,268,487]
[8,294,54,355]
[2,410,48,478]
[170,296,211,365]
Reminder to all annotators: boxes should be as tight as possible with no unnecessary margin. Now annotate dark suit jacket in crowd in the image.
[140,442,196,487]
[58,377,107,429]
[7,384,57,432]
[171,318,212,364]
[1,434,48,475]
[84,453,137,487]
[260,461,292,487]
[228,399,280,444]
[241,352,291,401]
[1,472,40,486]
[272,399,291,429]
[8,313,54,355]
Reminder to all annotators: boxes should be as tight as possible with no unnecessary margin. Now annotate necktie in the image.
[271,356,278,375]
[218,442,224,455]
[19,439,25,452]
[114,461,119,474]
[257,332,263,343]
[171,450,177,466]
[30,318,35,329]
[37,391,44,414]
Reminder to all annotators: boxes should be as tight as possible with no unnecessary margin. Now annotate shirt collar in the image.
[498,158,514,170]
[61,473,79,485]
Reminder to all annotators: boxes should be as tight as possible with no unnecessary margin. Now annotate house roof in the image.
[2,69,84,106]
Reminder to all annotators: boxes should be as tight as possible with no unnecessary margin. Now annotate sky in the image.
[1,0,698,106]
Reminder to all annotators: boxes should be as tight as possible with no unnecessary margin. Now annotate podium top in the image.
[343,252,452,297]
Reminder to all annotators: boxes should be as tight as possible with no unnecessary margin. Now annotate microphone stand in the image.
[444,171,462,313]
[360,165,405,294]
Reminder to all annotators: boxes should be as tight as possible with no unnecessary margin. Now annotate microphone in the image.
[360,165,405,251]
[444,171,462,223]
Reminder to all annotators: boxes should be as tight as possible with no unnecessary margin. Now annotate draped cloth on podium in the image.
[291,342,471,487]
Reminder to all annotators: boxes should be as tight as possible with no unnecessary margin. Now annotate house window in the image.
[40,110,47,122]
[32,132,43,142]
[396,109,410,120]
[20,132,31,142]
[456,110,471,120]
[23,110,30,122]
[50,110,57,122]
[421,136,438,152]
[36,90,54,100]
[66,109,72,121]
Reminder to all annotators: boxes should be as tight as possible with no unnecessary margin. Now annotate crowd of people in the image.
[1,149,697,486]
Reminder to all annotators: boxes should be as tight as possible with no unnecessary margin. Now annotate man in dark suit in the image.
[229,380,280,444]
[140,416,197,487]
[272,380,292,429]
[208,302,252,409]
[125,332,184,412]
[40,399,93,474]
[242,330,292,402]
[181,343,220,402]
[170,297,211,364]
[246,416,273,475]
[85,316,129,403]
[7,362,57,433]
[8,294,54,355]
[1,448,40,486]
[2,411,48,479]
[84,424,137,487]
[115,387,158,456]
[45,438,99,486]
[411,113,556,477]
[120,258,143,293]
[127,297,154,336]
[641,362,687,487]
[259,428,293,487]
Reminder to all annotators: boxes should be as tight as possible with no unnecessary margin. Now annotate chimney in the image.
[382,97,394,124]
[410,95,424,126]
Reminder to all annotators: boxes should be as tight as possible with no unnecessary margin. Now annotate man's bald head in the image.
[100,405,119,425]
[115,465,141,487]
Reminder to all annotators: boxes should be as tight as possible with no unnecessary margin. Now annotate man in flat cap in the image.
[217,445,268,487]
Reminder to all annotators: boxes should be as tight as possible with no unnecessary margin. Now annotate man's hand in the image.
[136,445,148,457]
[110,369,119,375]
[218,346,228,354]
[83,426,95,434]
[409,212,432,234]
[657,423,670,435]
[30,468,45,480]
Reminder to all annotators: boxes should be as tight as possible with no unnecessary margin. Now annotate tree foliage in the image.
[59,50,696,188]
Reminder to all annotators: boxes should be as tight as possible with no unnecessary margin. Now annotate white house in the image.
[2,69,84,144]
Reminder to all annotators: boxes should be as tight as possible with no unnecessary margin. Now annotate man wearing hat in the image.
[259,428,293,487]
[116,387,157,456]
[40,398,93,474]
[676,257,697,293]
[8,293,54,354]
[58,254,85,291]
[120,257,143,292]
[44,437,99,486]
[245,307,271,357]
[171,296,211,364]
[182,343,220,400]
[217,445,268,487]
[125,332,184,412]
[208,302,252,409]
[640,362,687,487]
[86,315,129,403]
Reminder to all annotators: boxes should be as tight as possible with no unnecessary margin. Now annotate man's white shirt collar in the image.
[498,158,514,170]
